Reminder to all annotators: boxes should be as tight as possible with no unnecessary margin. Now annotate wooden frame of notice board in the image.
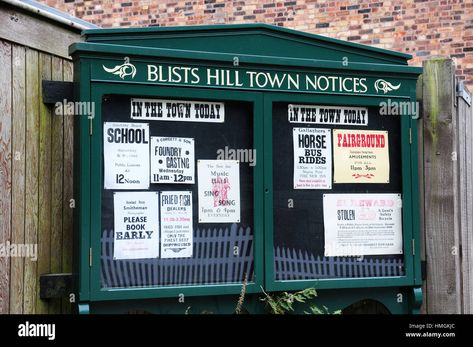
[263,92,418,292]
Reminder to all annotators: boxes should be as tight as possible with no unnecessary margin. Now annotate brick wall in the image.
[41,0,473,89]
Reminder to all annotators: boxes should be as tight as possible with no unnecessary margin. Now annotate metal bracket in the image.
[421,260,427,281]
[457,81,472,106]
[39,272,73,299]
[42,80,74,105]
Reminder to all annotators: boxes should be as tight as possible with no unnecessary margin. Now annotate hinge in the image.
[421,260,427,281]
[89,247,92,267]
[412,239,415,256]
[89,118,93,136]
[409,128,412,144]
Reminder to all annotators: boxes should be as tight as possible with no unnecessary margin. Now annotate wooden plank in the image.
[23,48,39,314]
[422,58,460,313]
[458,94,473,313]
[62,59,74,313]
[466,99,473,314]
[49,56,64,314]
[10,44,26,314]
[0,40,12,314]
[0,5,82,59]
[36,52,52,314]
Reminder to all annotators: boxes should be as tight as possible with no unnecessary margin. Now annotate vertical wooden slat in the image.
[10,44,26,314]
[49,56,64,314]
[465,101,473,313]
[36,52,52,314]
[458,95,473,314]
[0,40,12,314]
[62,59,74,313]
[423,59,461,313]
[23,48,39,314]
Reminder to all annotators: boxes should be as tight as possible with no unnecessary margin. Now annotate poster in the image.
[293,127,332,189]
[150,137,195,184]
[333,129,389,183]
[113,192,159,260]
[288,104,368,126]
[323,193,403,256]
[198,160,240,223]
[160,191,193,258]
[131,98,224,123]
[103,122,150,189]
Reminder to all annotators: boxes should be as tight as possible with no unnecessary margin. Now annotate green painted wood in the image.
[82,24,411,64]
[71,24,422,312]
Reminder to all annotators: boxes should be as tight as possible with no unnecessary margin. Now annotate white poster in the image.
[293,127,332,189]
[198,160,240,223]
[131,98,224,123]
[288,104,368,126]
[160,191,193,258]
[151,137,195,184]
[113,192,159,260]
[103,122,150,189]
[323,193,403,256]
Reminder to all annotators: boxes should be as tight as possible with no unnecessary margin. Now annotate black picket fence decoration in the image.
[101,226,405,288]
[274,247,405,280]
[101,223,254,288]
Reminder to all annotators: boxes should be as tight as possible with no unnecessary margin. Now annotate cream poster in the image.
[333,129,389,184]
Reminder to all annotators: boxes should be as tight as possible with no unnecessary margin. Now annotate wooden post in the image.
[422,58,461,313]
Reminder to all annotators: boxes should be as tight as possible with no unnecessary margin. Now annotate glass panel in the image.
[100,95,254,288]
[272,102,404,280]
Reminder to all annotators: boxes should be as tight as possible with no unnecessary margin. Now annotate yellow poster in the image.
[333,129,389,183]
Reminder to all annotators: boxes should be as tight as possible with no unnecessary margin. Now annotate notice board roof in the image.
[80,23,413,67]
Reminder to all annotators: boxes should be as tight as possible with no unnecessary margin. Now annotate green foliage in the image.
[261,287,340,314]
[261,287,314,314]
[305,305,342,315]
[234,273,248,314]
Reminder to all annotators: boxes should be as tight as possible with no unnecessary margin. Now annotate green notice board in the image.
[70,24,422,313]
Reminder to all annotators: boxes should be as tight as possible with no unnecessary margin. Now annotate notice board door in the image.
[88,83,264,301]
[263,92,415,291]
